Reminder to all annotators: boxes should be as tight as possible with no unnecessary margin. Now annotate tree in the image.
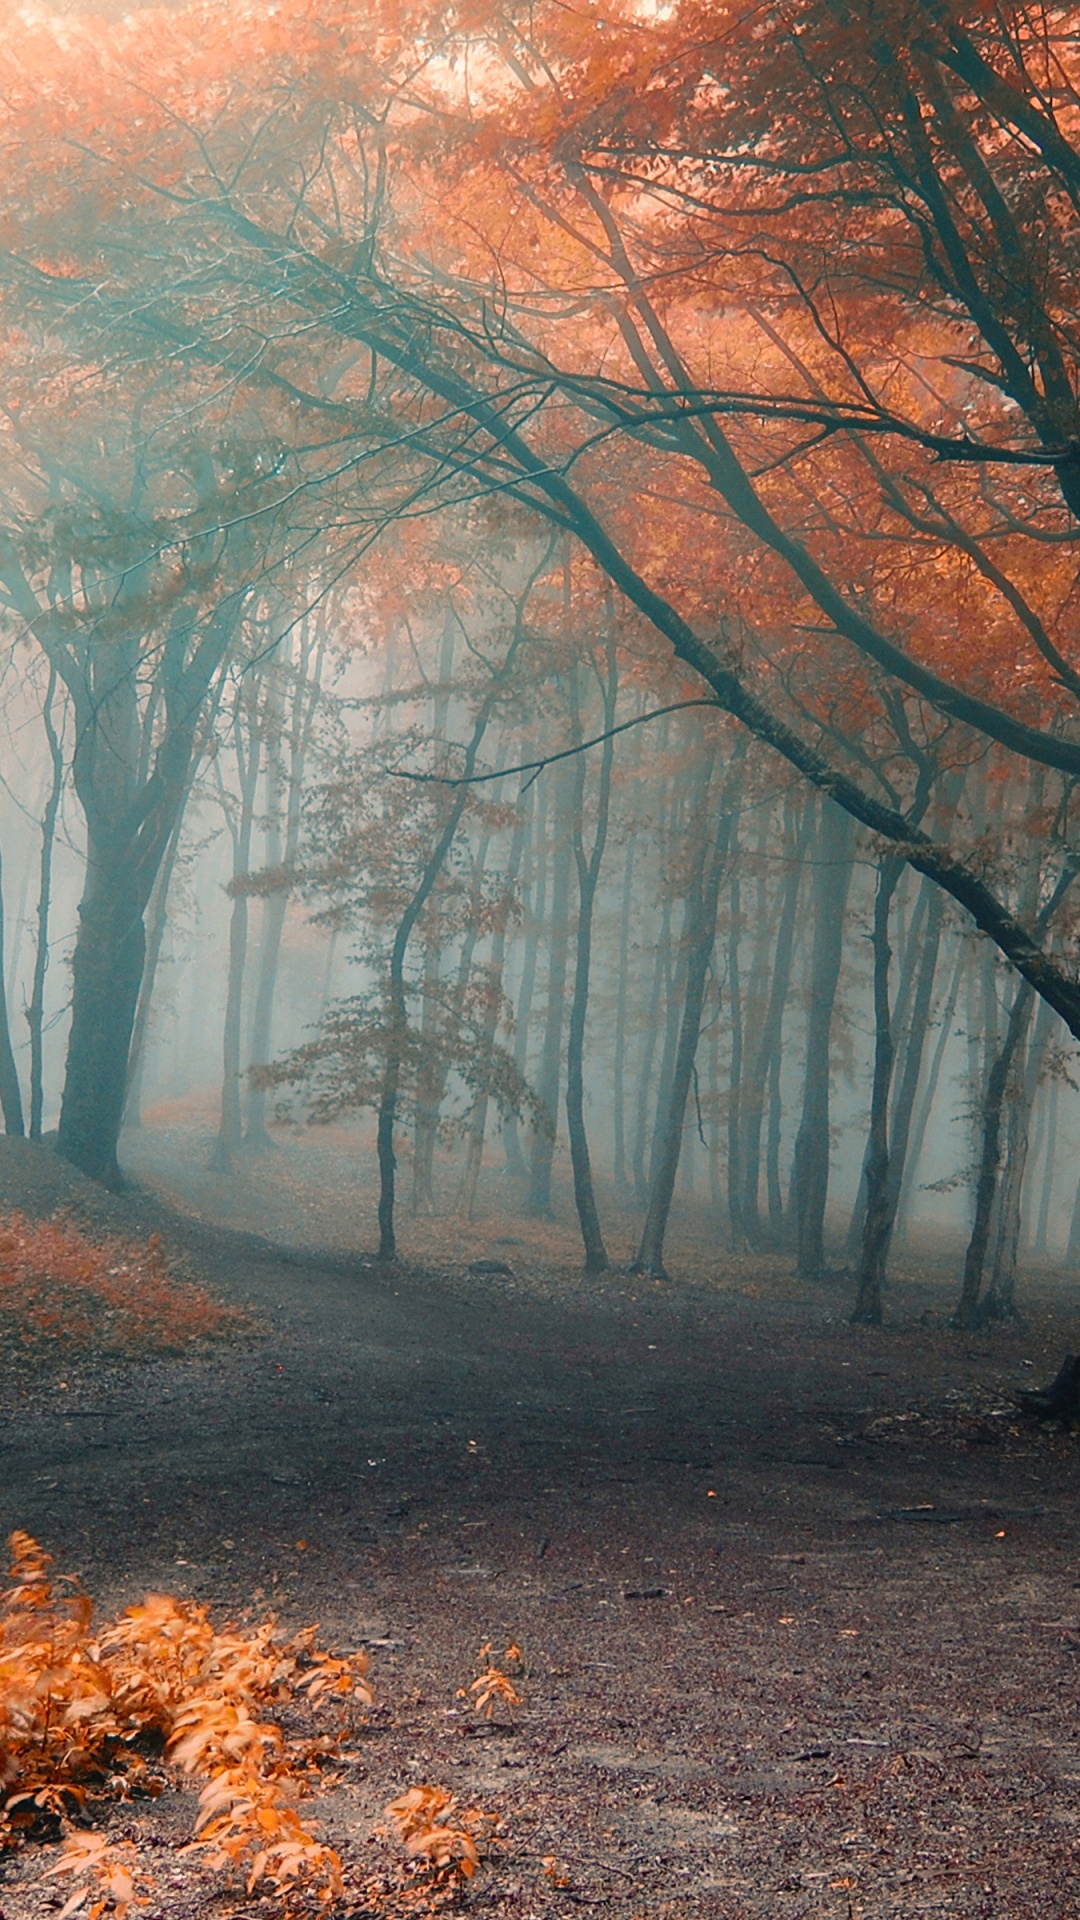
[9,0,1080,1187]
[270,532,547,1257]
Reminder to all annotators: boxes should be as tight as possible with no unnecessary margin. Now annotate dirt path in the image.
[2,1183,1080,1918]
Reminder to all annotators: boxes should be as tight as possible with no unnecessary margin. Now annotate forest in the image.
[1,0,1080,1916]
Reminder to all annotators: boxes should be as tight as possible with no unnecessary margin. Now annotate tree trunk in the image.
[123,809,185,1132]
[565,643,617,1274]
[247,622,325,1148]
[884,882,947,1220]
[210,688,260,1175]
[0,850,25,1137]
[375,669,506,1257]
[632,895,670,1202]
[648,895,685,1196]
[1031,1071,1058,1259]
[633,735,745,1279]
[502,779,541,1177]
[27,666,64,1142]
[741,794,810,1244]
[726,844,746,1251]
[894,929,966,1244]
[56,845,144,1183]
[612,830,635,1193]
[851,857,904,1324]
[459,803,527,1220]
[953,979,1035,1329]
[527,758,574,1219]
[983,994,1055,1318]
[791,799,856,1282]
[411,933,442,1213]
[245,671,287,1151]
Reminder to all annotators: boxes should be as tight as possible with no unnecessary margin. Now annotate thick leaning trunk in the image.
[56,848,145,1184]
[791,799,856,1281]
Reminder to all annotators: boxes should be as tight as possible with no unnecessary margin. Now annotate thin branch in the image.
[385,698,721,789]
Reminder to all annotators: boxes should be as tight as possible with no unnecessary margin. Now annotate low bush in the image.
[0,1212,247,1362]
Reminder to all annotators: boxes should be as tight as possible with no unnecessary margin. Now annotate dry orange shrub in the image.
[0,1211,247,1360]
[381,1785,499,1890]
[0,1532,371,1913]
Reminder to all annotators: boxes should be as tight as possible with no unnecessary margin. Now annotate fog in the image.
[0,555,1074,1315]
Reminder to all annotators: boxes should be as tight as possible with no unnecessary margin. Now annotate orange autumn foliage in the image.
[381,1784,501,1898]
[0,1213,247,1361]
[0,1532,372,1911]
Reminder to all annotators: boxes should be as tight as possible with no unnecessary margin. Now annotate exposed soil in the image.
[1,1128,1079,1919]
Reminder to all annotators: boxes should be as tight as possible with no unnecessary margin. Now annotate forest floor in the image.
[0,1120,1079,1920]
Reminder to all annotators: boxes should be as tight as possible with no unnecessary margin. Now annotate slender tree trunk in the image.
[726,844,746,1250]
[123,809,185,1131]
[375,661,510,1257]
[0,851,25,1136]
[633,736,746,1279]
[953,979,1035,1329]
[4,829,34,1022]
[884,884,947,1218]
[459,805,527,1220]
[1065,1149,1080,1270]
[1031,1071,1058,1259]
[894,930,966,1244]
[247,624,325,1147]
[503,780,541,1177]
[612,831,635,1193]
[791,799,856,1281]
[648,885,685,1194]
[527,758,574,1219]
[411,932,442,1213]
[245,672,286,1150]
[707,1011,723,1209]
[565,644,617,1273]
[632,895,670,1202]
[851,857,904,1324]
[210,690,260,1175]
[27,666,64,1141]
[741,794,809,1245]
[850,875,949,1286]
